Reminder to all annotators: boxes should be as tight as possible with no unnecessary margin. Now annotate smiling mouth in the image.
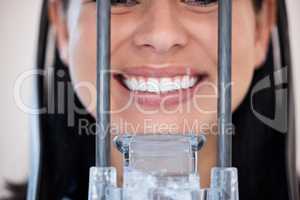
[113,66,209,107]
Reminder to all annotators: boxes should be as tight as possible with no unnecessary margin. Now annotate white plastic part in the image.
[210,167,239,200]
[123,168,200,200]
[88,135,239,200]
[88,167,117,200]
[114,134,206,176]
[115,134,205,200]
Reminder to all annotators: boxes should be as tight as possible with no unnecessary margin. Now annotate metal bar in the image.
[96,0,111,167]
[217,0,233,168]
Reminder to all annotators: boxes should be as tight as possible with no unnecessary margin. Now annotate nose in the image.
[132,1,188,55]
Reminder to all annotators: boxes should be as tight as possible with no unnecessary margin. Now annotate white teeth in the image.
[137,78,147,92]
[147,78,160,93]
[125,77,139,91]
[181,75,190,89]
[174,77,181,90]
[160,78,174,92]
[123,76,198,93]
[124,79,132,90]
[189,77,197,87]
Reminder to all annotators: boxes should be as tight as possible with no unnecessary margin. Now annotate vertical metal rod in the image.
[217,0,233,168]
[96,0,111,167]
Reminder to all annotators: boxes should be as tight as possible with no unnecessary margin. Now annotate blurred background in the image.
[0,0,299,198]
[0,0,42,197]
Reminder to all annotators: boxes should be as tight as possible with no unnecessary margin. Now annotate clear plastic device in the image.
[88,134,239,200]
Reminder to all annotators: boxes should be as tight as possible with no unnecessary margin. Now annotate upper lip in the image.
[115,64,208,78]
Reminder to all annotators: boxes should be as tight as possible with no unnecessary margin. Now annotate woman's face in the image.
[50,0,275,135]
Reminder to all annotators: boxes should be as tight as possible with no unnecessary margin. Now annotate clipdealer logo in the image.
[250,67,288,133]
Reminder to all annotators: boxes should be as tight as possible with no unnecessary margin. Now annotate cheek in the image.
[68,11,97,114]
[110,14,143,66]
[182,2,257,112]
[231,1,257,110]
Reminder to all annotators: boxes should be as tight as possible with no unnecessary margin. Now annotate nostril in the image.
[132,24,189,55]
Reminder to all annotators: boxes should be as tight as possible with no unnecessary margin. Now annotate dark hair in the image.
[2,182,27,200]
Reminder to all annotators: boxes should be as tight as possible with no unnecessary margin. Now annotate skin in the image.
[49,0,276,187]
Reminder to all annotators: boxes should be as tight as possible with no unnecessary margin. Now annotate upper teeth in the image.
[123,76,198,93]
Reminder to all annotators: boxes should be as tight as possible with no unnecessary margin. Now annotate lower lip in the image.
[115,76,208,108]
